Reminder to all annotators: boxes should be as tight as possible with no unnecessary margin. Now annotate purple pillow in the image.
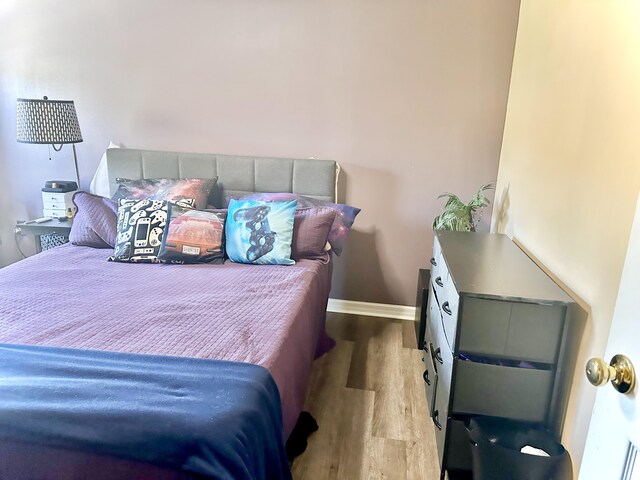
[292,207,336,262]
[231,193,360,256]
[69,192,118,248]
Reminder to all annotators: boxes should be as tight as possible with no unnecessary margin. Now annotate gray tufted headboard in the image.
[106,148,338,207]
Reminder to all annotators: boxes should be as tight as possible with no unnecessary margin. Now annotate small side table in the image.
[16,219,73,253]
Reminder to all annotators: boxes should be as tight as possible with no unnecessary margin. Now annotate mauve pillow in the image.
[69,192,118,248]
[292,207,336,263]
[231,193,359,256]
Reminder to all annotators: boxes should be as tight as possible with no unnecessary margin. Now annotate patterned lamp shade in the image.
[16,97,83,144]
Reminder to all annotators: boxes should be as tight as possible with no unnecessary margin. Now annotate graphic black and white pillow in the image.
[110,199,172,263]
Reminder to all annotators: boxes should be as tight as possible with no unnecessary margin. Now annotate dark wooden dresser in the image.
[423,231,580,479]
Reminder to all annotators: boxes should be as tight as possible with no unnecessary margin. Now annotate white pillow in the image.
[89,142,120,197]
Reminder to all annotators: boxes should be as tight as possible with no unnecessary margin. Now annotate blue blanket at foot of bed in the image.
[0,344,292,480]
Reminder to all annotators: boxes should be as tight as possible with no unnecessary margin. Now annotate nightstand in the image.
[414,268,431,349]
[16,219,73,253]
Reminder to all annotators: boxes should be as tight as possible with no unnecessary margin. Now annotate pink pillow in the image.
[69,192,118,248]
[292,207,336,262]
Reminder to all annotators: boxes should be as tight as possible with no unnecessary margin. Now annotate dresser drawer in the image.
[439,275,459,352]
[432,340,453,469]
[431,235,443,268]
[425,286,441,348]
[43,208,67,219]
[433,343,452,424]
[451,359,553,422]
[422,343,437,415]
[42,191,74,202]
[42,192,68,202]
[431,264,448,300]
[42,200,69,210]
[459,297,564,363]
[430,237,447,287]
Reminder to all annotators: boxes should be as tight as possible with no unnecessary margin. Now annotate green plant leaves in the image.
[433,182,495,232]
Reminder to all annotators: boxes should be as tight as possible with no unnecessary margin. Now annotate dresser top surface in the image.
[436,231,573,304]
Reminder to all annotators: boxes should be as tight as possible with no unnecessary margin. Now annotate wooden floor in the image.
[292,313,441,480]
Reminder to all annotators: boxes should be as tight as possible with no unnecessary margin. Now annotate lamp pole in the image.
[72,143,80,188]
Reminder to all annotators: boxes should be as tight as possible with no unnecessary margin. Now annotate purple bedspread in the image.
[0,244,335,440]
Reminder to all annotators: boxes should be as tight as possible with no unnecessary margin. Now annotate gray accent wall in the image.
[0,0,520,305]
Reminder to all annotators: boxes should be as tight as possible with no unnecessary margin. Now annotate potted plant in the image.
[432,183,494,232]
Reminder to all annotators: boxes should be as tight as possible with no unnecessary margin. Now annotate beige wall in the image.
[0,0,519,305]
[493,0,640,472]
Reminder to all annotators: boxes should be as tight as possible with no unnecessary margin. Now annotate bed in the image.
[0,148,340,480]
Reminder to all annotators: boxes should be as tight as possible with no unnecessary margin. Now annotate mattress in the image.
[0,243,334,478]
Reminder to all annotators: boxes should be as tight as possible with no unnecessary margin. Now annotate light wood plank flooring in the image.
[292,313,441,480]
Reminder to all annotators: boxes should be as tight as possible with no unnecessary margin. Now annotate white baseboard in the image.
[327,299,417,321]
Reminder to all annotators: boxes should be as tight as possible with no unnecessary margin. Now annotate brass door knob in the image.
[585,354,635,394]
